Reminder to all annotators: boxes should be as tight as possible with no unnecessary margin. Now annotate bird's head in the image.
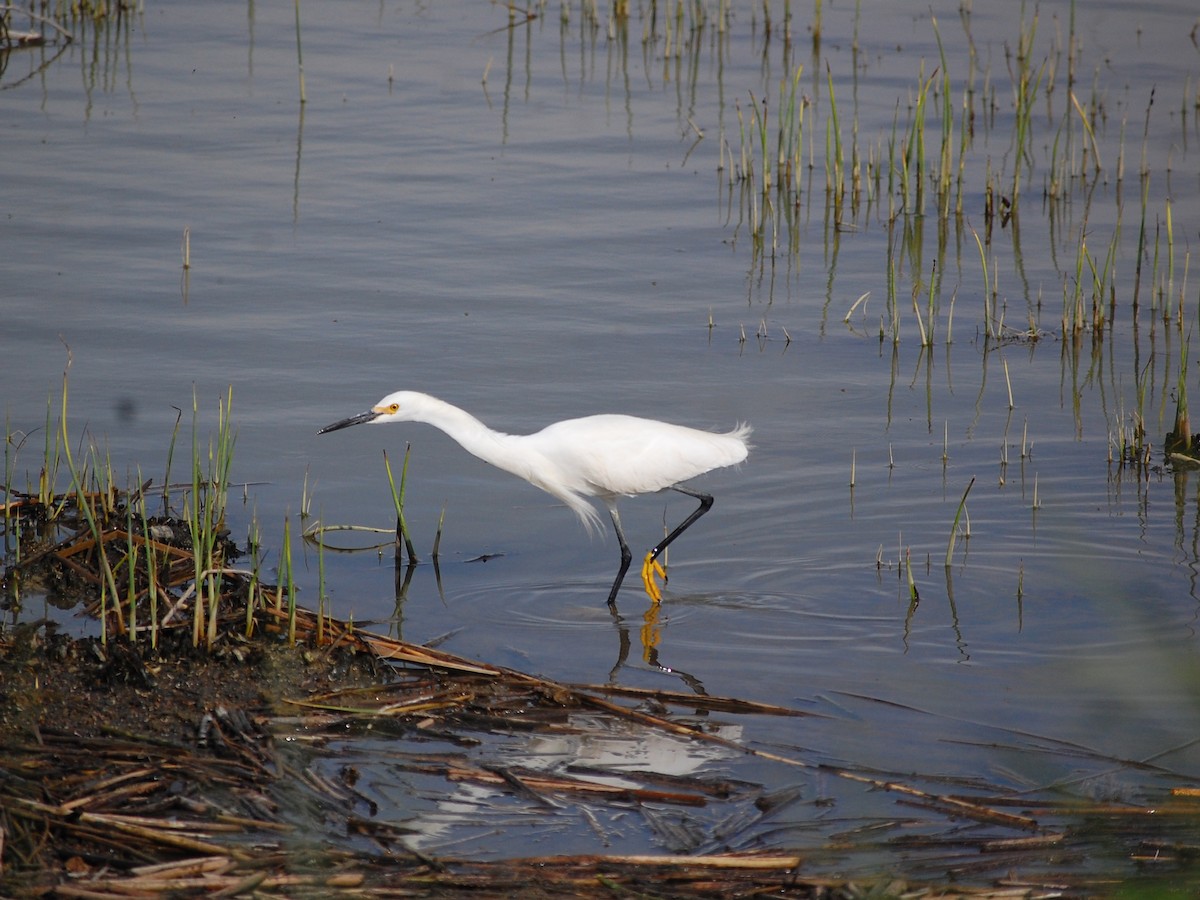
[318,390,424,434]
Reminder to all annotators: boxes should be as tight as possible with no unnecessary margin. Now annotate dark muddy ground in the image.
[0,619,868,898]
[0,626,385,746]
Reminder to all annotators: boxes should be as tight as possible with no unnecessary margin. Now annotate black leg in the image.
[607,504,633,606]
[648,486,714,564]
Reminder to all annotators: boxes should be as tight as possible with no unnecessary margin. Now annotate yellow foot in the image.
[640,554,667,603]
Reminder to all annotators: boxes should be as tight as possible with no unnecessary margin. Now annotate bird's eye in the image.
[388,403,400,413]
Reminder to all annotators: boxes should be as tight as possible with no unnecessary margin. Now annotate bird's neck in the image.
[415,397,529,476]
[413,394,601,532]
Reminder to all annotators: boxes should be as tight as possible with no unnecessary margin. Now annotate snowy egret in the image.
[319,391,751,604]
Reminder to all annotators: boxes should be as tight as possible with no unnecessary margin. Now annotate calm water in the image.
[5,0,1200,884]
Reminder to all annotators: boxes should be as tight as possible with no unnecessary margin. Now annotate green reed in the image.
[1005,4,1049,215]
[930,14,955,215]
[38,396,66,516]
[136,468,161,649]
[316,508,327,646]
[904,544,918,602]
[245,511,262,638]
[904,61,933,218]
[383,445,418,564]
[1165,198,1176,320]
[299,467,311,519]
[278,514,297,645]
[57,363,123,642]
[1174,339,1191,453]
[123,499,138,643]
[777,65,806,196]
[885,224,900,343]
[945,476,975,567]
[968,224,995,340]
[825,65,845,220]
[186,386,236,648]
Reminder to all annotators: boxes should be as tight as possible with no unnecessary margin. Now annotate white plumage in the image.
[320,391,750,604]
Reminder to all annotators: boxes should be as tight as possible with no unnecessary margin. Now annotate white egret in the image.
[319,391,751,604]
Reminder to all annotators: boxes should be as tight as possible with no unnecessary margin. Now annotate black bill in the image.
[318,409,380,434]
